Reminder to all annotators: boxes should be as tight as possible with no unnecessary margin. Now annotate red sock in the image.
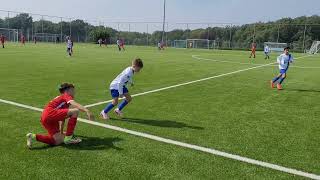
[66,117,78,136]
[36,134,56,145]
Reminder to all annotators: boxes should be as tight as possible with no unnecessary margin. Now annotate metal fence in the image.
[0,9,319,51]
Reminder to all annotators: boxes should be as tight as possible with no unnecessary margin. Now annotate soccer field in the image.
[0,43,319,179]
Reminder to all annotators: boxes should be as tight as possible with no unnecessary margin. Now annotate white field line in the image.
[85,54,312,108]
[85,61,276,108]
[0,98,319,179]
[192,55,319,69]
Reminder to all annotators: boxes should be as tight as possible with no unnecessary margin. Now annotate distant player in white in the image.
[100,58,144,119]
[270,47,294,90]
[66,36,72,57]
[98,38,102,47]
[116,39,121,51]
[264,45,270,59]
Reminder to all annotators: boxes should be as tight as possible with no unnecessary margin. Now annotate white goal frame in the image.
[0,28,19,42]
[264,42,288,53]
[308,41,320,54]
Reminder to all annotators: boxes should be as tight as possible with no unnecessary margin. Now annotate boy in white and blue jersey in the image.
[100,58,143,119]
[264,45,270,59]
[66,36,73,57]
[270,47,293,90]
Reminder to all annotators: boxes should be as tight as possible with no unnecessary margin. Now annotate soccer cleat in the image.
[277,84,283,90]
[114,108,124,118]
[100,110,110,120]
[26,133,33,149]
[270,81,275,88]
[64,136,82,144]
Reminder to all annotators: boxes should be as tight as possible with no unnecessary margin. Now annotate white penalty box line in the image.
[84,54,312,108]
[85,61,276,108]
[0,98,319,180]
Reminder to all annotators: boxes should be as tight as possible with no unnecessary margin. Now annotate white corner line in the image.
[0,98,319,179]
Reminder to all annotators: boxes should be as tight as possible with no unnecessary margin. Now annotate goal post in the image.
[186,39,209,49]
[34,33,61,43]
[173,39,211,49]
[308,41,320,54]
[0,28,19,42]
[173,40,187,48]
[264,42,288,53]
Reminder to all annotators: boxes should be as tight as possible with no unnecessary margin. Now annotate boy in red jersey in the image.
[0,34,5,48]
[26,83,94,149]
[120,39,125,51]
[21,34,26,46]
[249,42,257,58]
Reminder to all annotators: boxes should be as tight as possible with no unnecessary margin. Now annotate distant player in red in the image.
[120,39,125,51]
[249,42,257,58]
[0,34,5,48]
[104,38,108,47]
[21,34,26,46]
[26,83,94,149]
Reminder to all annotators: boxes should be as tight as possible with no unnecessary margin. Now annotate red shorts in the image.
[41,108,69,136]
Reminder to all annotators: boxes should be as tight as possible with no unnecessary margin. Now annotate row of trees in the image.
[0,13,319,50]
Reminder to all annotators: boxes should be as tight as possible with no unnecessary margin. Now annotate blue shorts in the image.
[280,69,288,74]
[110,87,129,98]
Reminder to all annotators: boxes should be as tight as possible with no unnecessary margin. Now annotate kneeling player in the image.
[26,83,94,149]
[270,47,293,90]
[100,58,143,119]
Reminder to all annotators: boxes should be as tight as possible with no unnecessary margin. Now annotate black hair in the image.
[59,83,75,94]
[133,58,143,68]
[284,46,290,50]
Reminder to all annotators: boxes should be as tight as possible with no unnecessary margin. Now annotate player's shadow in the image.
[31,136,123,151]
[286,88,320,93]
[63,136,123,151]
[112,117,204,130]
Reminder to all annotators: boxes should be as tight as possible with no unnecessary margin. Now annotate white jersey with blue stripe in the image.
[110,67,134,94]
[277,53,293,70]
[67,40,72,48]
[264,46,270,53]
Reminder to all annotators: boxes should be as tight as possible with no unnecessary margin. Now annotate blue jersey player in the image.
[270,47,293,90]
[100,58,143,120]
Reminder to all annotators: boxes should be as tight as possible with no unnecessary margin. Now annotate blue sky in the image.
[0,0,319,31]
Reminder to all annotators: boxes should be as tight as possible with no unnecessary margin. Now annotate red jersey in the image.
[44,93,73,110]
[251,43,257,50]
[0,36,5,43]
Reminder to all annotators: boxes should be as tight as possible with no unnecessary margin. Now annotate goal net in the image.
[34,33,61,43]
[173,39,212,49]
[173,40,187,48]
[264,42,287,53]
[0,28,19,42]
[308,41,320,54]
[187,39,209,49]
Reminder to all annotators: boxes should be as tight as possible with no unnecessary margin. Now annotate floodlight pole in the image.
[69,18,72,37]
[146,24,149,46]
[161,0,166,43]
[302,24,307,51]
[41,16,44,34]
[7,11,10,41]
[229,24,232,48]
[60,17,63,43]
[277,24,280,43]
